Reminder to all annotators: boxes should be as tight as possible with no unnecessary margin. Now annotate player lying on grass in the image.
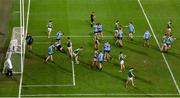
[90,12,96,27]
[47,20,53,38]
[119,52,126,72]
[104,41,111,62]
[98,50,103,71]
[128,22,135,40]
[125,67,136,88]
[144,30,151,47]
[115,30,123,47]
[45,44,54,64]
[56,31,64,44]
[67,37,73,59]
[94,35,100,50]
[54,42,65,53]
[73,47,83,64]
[91,49,99,69]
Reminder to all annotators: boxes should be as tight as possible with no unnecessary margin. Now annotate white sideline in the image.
[21,93,180,97]
[22,84,73,87]
[18,0,31,98]
[137,0,180,94]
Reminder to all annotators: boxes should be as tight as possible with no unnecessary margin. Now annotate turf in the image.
[0,0,180,97]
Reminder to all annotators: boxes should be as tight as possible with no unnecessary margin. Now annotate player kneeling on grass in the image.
[45,44,54,64]
[125,67,136,88]
[56,31,64,44]
[73,47,83,64]
[161,34,168,52]
[115,30,123,47]
[144,30,151,47]
[128,22,135,40]
[94,35,100,50]
[26,33,33,51]
[119,52,126,72]
[98,51,103,71]
[54,42,65,53]
[92,49,99,68]
[104,41,111,62]
[47,20,53,38]
[67,37,73,59]
[166,35,176,50]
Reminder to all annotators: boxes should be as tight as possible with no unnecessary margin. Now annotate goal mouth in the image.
[2,27,25,74]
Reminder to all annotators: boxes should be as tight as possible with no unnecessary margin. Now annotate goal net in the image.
[2,27,25,74]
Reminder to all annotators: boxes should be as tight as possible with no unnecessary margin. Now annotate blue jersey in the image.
[118,31,123,38]
[98,53,103,61]
[48,45,53,55]
[56,32,62,40]
[129,24,134,33]
[97,24,102,32]
[93,25,98,33]
[144,31,150,39]
[166,36,173,44]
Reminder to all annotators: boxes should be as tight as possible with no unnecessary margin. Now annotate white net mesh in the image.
[2,27,25,74]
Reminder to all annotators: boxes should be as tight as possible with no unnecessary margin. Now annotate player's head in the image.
[120,52,122,54]
[67,37,70,40]
[170,35,172,37]
[116,20,119,23]
[49,20,52,22]
[130,67,134,71]
[130,22,133,24]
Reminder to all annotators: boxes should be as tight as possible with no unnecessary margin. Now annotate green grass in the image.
[0,0,180,97]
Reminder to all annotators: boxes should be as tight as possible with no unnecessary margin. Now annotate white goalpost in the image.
[2,27,25,74]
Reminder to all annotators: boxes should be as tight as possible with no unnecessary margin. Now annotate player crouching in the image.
[73,47,83,64]
[125,67,136,88]
[54,42,65,53]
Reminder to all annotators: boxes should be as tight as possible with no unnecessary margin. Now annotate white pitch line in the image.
[138,0,180,94]
[22,84,73,87]
[21,93,180,97]
[71,61,75,86]
[18,0,31,98]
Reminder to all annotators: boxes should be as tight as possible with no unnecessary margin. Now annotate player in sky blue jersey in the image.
[56,31,64,44]
[128,22,135,40]
[166,35,176,50]
[98,51,103,71]
[97,23,103,38]
[115,30,123,47]
[45,44,54,63]
[144,30,151,47]
[104,41,110,62]
[93,23,98,34]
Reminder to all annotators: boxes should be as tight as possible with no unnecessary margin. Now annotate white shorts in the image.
[73,52,77,57]
[128,77,133,81]
[48,28,52,32]
[120,60,124,65]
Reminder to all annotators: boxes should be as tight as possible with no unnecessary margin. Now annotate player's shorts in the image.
[99,61,103,63]
[144,38,149,41]
[166,43,171,47]
[48,53,53,56]
[120,60,124,65]
[129,31,134,33]
[107,50,110,53]
[94,58,98,62]
[48,28,52,32]
[73,52,77,57]
[27,42,32,45]
[94,31,98,34]
[67,46,72,50]
[98,30,102,33]
[118,37,123,40]
[104,50,108,53]
[128,77,133,81]
[56,38,61,41]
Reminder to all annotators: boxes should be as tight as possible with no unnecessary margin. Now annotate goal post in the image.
[2,27,25,74]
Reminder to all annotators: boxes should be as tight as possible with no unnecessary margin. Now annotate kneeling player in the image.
[54,42,65,53]
[125,67,136,88]
[73,47,83,64]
